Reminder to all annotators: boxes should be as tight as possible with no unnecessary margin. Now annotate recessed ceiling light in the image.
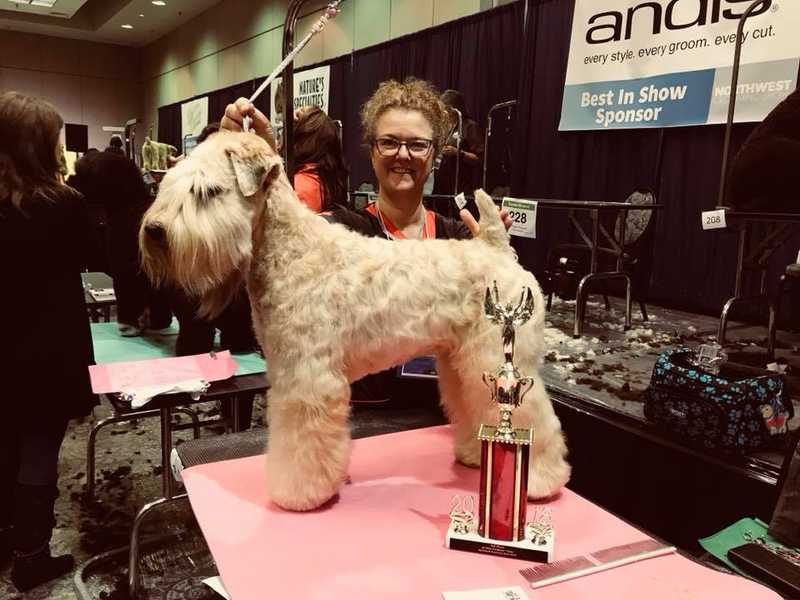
[7,0,57,5]
[151,1,166,6]
[139,13,144,17]
[121,24,133,29]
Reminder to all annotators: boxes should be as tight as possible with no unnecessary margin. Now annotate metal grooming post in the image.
[717,0,769,208]
[282,0,306,175]
[482,100,517,190]
[451,107,463,196]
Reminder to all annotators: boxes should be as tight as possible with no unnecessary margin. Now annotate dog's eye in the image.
[190,183,225,201]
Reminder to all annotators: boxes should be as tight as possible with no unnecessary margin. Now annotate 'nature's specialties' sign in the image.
[270,65,331,124]
[560,0,800,131]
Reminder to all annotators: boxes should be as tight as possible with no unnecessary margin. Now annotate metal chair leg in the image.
[639,301,649,322]
[174,407,201,439]
[86,411,159,500]
[574,274,593,338]
[546,291,553,312]
[623,274,632,331]
[767,274,788,362]
[127,494,188,598]
[718,296,738,345]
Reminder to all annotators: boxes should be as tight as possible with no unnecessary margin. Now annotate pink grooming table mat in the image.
[182,426,779,600]
[88,350,238,393]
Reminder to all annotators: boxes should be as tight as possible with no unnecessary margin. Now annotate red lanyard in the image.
[366,202,437,240]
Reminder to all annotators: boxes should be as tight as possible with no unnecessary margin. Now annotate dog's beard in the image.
[141,196,253,317]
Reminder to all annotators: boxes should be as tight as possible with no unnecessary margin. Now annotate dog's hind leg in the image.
[265,362,352,511]
[512,382,570,499]
[439,341,570,498]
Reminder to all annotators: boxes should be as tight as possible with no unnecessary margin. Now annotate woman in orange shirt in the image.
[290,106,348,213]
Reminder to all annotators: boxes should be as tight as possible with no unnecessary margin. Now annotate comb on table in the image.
[520,539,675,589]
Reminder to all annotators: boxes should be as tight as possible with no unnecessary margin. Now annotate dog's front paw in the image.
[268,461,342,511]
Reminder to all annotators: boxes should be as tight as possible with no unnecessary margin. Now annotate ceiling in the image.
[5,0,87,19]
[0,0,224,47]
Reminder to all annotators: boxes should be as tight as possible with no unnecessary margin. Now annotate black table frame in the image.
[532,199,660,337]
[716,210,800,349]
[125,373,268,598]
[422,194,661,337]
[82,272,116,323]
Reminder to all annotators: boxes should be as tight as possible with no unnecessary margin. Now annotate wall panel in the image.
[390,0,434,39]
[354,0,391,50]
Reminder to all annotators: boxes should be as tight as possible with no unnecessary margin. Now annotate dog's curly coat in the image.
[140,132,570,511]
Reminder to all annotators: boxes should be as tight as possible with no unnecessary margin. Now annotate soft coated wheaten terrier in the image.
[140,132,570,511]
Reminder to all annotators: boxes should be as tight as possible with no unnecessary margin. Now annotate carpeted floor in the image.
[1,295,797,599]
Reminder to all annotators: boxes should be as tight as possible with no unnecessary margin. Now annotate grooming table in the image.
[89,321,267,597]
[82,272,116,322]
[714,210,800,351]
[182,426,779,600]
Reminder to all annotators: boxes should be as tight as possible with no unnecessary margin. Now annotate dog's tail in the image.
[474,188,510,250]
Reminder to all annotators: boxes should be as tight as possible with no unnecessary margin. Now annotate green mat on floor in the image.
[90,320,266,376]
[699,517,771,575]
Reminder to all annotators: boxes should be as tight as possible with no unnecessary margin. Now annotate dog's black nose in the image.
[144,223,166,243]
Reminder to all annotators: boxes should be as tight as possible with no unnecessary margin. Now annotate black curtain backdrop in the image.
[153,0,798,316]
[512,0,799,315]
[340,2,525,188]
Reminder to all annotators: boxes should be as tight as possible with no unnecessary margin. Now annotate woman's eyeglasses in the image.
[373,137,433,158]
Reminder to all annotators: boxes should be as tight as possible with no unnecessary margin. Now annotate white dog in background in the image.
[139,132,570,511]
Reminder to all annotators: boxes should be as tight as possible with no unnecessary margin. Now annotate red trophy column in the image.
[478,422,532,541]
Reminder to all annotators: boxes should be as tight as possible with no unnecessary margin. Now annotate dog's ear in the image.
[227,137,282,197]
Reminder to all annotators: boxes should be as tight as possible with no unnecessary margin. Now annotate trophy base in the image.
[445,522,555,563]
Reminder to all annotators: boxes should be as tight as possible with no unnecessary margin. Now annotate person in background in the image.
[433,89,484,198]
[106,134,125,156]
[71,134,171,335]
[222,78,511,405]
[290,106,349,212]
[0,91,98,592]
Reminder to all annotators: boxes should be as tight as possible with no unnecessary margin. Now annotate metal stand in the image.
[713,0,793,351]
[717,0,768,208]
[281,0,309,176]
[482,100,516,191]
[717,216,800,346]
[451,107,463,197]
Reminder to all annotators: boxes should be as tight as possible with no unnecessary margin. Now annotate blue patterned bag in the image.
[643,348,792,452]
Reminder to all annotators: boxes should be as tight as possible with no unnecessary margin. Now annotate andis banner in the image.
[560,0,800,131]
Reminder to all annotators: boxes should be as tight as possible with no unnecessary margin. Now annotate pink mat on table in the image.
[182,426,779,600]
[88,350,238,393]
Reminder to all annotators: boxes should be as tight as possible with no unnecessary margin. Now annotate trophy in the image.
[445,283,555,562]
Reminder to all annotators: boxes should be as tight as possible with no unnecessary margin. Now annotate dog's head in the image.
[140,131,281,316]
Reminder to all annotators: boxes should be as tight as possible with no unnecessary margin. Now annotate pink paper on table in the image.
[182,426,780,600]
[88,351,238,393]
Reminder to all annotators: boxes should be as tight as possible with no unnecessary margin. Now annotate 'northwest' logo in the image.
[586,0,773,44]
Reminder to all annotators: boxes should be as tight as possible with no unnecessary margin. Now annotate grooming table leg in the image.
[86,410,159,500]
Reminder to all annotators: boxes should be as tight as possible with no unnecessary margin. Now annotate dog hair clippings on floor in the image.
[243,1,342,133]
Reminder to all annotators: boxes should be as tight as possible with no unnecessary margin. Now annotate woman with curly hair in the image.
[222,78,511,402]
